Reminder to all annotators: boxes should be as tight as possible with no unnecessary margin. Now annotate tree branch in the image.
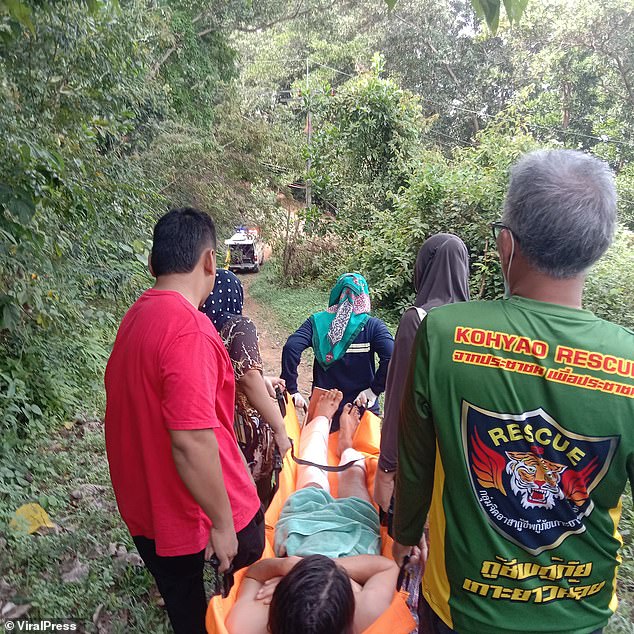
[233,0,340,33]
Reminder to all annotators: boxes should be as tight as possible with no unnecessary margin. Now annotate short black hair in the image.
[268,555,354,634]
[150,207,216,276]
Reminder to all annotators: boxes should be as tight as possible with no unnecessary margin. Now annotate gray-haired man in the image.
[392,150,633,634]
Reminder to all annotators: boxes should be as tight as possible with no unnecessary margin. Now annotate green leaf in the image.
[502,0,528,25]
[0,183,12,204]
[85,0,100,14]
[7,196,36,224]
[471,0,500,34]
[384,0,398,10]
[0,0,35,34]
[1,303,21,331]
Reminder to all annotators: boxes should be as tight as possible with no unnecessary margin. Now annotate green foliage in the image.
[0,0,291,449]
[471,0,528,33]
[0,421,171,631]
[585,230,634,329]
[160,6,237,125]
[0,1,164,448]
[309,55,428,229]
[386,0,528,33]
[354,114,538,314]
[616,164,634,230]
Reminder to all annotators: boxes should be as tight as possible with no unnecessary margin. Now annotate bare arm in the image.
[280,319,313,393]
[336,555,398,632]
[335,556,399,633]
[334,554,396,585]
[245,556,301,583]
[170,428,236,570]
[239,369,291,456]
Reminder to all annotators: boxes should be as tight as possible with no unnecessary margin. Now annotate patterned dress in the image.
[220,314,278,506]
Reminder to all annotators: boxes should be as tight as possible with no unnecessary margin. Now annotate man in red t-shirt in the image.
[105,207,263,634]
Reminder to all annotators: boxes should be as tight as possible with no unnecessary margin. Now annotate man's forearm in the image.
[171,429,233,529]
[393,342,436,545]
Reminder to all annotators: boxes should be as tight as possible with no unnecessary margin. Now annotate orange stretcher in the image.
[205,393,416,634]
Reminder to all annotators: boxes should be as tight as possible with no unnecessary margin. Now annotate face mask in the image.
[502,230,515,299]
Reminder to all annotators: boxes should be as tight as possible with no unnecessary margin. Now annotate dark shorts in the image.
[134,507,265,634]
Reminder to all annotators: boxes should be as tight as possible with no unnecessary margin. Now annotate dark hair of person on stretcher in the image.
[268,554,354,634]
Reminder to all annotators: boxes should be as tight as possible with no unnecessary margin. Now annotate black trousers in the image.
[418,595,603,634]
[134,507,265,634]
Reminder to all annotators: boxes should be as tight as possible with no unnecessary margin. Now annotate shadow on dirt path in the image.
[238,273,313,396]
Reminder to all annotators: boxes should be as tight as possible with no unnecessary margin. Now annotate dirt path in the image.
[238,273,313,396]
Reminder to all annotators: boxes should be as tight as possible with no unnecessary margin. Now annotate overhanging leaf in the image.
[471,0,500,34]
[384,0,398,10]
[1,302,20,331]
[503,0,528,24]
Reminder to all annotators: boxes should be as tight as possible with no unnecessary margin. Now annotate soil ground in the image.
[238,272,313,396]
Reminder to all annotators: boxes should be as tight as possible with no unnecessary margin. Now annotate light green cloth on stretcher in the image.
[274,487,381,558]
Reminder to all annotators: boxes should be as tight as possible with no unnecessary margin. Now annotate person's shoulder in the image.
[398,307,423,329]
[222,314,258,338]
[154,295,222,349]
[366,315,391,331]
[424,300,492,328]
[589,309,634,337]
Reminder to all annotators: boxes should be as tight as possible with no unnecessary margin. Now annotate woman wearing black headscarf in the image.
[202,270,291,508]
[374,234,470,513]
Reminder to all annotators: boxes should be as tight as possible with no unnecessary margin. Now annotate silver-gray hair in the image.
[502,149,617,278]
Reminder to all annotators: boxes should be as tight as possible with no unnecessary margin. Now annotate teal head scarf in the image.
[310,273,371,370]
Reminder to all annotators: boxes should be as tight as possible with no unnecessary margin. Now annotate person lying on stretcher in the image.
[226,389,410,634]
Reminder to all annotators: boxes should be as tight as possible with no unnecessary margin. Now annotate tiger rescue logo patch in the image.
[461,401,619,555]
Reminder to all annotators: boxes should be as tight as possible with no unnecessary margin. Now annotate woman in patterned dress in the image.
[202,270,291,508]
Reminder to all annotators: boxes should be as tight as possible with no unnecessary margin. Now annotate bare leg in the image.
[296,389,343,490]
[336,404,372,504]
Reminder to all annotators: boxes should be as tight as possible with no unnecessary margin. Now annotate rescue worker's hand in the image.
[292,391,308,411]
[373,469,395,513]
[206,525,238,573]
[354,388,377,409]
[264,376,286,398]
[406,533,428,571]
[392,540,414,568]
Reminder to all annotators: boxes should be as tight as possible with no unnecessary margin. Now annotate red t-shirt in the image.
[105,289,260,556]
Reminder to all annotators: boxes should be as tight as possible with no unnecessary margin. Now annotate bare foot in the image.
[338,403,361,455]
[311,389,343,422]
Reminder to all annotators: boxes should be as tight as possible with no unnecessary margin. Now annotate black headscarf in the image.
[378,233,470,472]
[414,233,470,310]
[201,270,244,332]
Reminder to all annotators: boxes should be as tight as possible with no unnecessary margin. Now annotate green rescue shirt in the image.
[394,296,634,634]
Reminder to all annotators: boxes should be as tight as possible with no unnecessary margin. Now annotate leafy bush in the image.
[585,230,634,329]
[352,115,537,316]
